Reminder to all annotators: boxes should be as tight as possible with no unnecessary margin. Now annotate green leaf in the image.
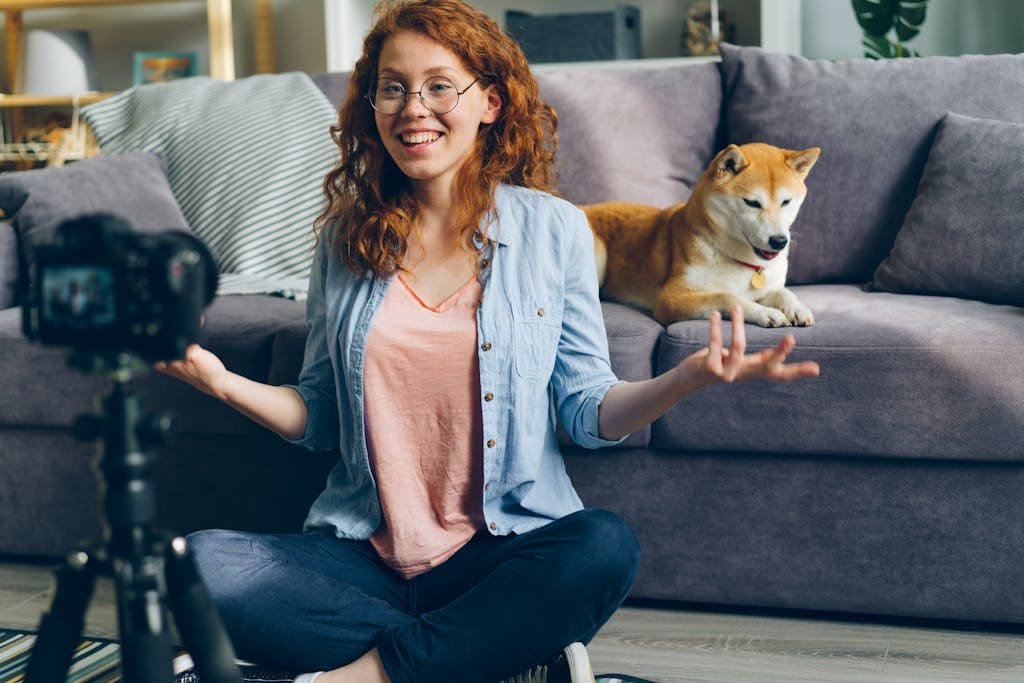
[852,0,928,57]
[894,0,929,41]
[852,0,895,37]
[862,33,895,59]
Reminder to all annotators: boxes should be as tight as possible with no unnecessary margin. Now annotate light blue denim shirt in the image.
[287,184,624,539]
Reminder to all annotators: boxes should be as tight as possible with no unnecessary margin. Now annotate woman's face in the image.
[373,31,500,196]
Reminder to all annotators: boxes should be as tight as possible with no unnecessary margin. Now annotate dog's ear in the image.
[786,147,821,177]
[713,145,749,181]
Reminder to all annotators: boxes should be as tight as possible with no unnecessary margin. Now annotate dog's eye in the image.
[781,198,792,207]
[743,198,762,209]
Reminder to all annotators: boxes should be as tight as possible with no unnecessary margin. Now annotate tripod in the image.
[25,352,242,683]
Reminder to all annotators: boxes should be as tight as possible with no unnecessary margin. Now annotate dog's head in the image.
[700,142,820,264]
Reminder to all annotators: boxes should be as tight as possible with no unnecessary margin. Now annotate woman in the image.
[160,1,819,681]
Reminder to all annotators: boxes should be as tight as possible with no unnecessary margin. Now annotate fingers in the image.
[757,334,821,381]
[705,310,724,376]
[723,304,746,380]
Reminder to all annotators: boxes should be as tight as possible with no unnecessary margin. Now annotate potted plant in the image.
[852,0,930,58]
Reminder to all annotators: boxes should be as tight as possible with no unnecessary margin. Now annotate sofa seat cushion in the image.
[652,285,1024,462]
[0,295,304,435]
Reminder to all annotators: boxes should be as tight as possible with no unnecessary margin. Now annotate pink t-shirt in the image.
[363,274,486,579]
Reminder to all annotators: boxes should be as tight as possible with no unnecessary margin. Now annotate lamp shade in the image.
[19,29,100,94]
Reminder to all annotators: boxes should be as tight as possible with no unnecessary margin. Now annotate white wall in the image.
[801,0,1024,61]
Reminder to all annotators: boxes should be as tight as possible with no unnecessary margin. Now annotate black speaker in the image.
[505,5,642,64]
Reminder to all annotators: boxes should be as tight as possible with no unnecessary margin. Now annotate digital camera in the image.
[22,213,218,361]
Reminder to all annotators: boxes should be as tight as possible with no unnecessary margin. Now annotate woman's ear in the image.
[480,85,502,125]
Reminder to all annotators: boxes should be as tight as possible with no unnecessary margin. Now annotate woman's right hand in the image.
[154,343,232,399]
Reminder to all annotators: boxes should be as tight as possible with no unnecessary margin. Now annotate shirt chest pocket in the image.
[511,303,563,380]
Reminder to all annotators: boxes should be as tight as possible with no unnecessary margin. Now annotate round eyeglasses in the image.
[366,76,480,116]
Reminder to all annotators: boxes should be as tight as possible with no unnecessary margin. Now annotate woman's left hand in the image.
[677,304,820,389]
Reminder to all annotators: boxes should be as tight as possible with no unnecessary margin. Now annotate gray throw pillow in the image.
[0,152,191,299]
[871,113,1024,307]
[536,61,723,207]
[720,44,1024,285]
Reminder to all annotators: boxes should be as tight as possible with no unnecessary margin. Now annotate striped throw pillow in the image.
[83,73,339,298]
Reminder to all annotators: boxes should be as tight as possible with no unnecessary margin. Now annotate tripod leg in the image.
[25,550,97,683]
[113,550,176,683]
[165,536,243,683]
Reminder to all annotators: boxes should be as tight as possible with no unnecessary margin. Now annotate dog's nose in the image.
[768,235,789,251]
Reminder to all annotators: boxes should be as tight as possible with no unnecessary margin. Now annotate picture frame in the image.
[132,51,198,86]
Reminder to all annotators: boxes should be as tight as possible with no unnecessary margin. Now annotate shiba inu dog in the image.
[582,142,820,327]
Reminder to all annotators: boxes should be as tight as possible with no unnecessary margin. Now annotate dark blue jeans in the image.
[188,508,640,683]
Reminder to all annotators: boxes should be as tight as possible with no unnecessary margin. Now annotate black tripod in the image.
[25,352,242,683]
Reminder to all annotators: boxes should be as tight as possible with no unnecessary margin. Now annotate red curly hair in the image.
[315,0,559,277]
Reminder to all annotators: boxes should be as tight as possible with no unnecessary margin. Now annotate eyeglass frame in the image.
[365,76,481,116]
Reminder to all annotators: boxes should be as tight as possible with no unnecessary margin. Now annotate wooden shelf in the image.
[0,0,245,167]
[0,92,116,107]
[0,0,187,8]
[2,0,235,87]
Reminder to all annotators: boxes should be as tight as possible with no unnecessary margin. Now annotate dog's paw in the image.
[745,305,791,328]
[782,304,815,327]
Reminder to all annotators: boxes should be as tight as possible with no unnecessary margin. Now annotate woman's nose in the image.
[400,92,430,116]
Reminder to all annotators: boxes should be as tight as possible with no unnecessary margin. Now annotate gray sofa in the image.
[2,44,1023,626]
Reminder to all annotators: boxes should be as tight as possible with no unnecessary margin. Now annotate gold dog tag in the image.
[750,269,767,289]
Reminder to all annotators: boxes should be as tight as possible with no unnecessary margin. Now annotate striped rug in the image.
[0,629,121,682]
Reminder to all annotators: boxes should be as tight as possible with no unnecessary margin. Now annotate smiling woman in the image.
[155,2,817,683]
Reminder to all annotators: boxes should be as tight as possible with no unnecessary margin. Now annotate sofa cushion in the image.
[536,62,723,207]
[0,294,305,435]
[312,71,351,110]
[720,45,1024,285]
[0,152,191,300]
[653,285,1024,462]
[871,113,1024,307]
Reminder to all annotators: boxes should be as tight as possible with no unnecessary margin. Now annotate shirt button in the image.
[489,522,498,531]
[487,438,496,448]
[480,258,489,268]
[481,341,492,351]
[537,307,545,317]
[484,392,494,402]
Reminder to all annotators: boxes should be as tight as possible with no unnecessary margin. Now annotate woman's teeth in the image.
[401,131,440,145]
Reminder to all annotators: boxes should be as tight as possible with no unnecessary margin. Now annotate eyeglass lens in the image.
[369,76,462,115]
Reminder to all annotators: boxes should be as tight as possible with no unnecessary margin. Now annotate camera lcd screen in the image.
[41,265,117,331]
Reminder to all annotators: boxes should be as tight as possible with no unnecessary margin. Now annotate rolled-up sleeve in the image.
[284,237,340,451]
[550,206,625,449]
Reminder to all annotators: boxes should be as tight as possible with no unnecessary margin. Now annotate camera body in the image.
[22,213,218,361]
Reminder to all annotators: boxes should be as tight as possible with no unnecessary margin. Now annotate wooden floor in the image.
[1,558,1022,682]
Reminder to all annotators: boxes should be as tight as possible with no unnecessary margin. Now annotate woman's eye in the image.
[429,82,454,93]
[380,83,404,96]
[744,198,762,209]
